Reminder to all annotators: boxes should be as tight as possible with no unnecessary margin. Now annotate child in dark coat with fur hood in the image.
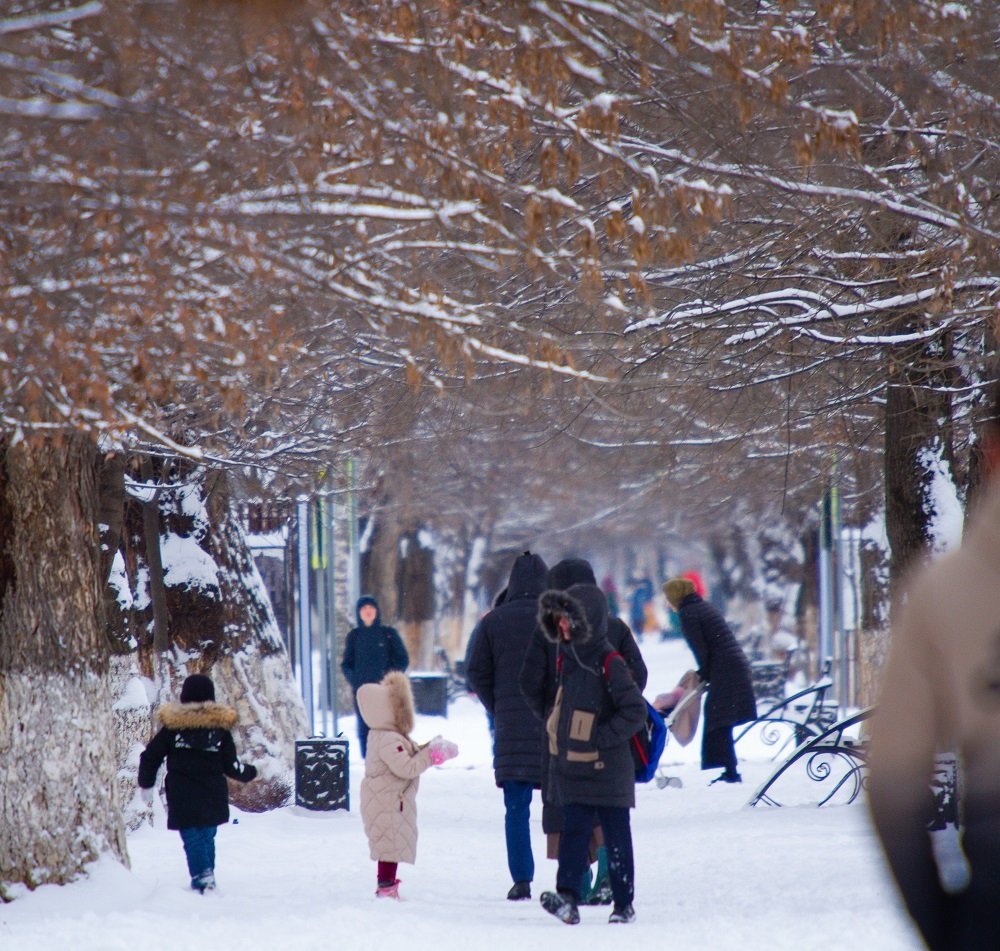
[536,583,646,926]
[138,673,257,893]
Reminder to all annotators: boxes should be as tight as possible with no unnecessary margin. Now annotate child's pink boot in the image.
[375,879,401,899]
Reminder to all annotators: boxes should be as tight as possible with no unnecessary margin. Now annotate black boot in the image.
[709,768,742,785]
[540,890,580,925]
[609,903,636,923]
[507,881,531,901]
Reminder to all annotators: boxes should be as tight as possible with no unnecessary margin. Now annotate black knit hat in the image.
[547,558,597,591]
[180,673,215,703]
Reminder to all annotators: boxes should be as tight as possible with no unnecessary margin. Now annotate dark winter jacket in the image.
[466,551,549,786]
[538,584,646,809]
[520,559,646,829]
[341,596,409,692]
[676,593,756,731]
[138,701,257,830]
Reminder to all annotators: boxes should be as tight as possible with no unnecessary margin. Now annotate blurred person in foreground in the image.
[869,390,1000,951]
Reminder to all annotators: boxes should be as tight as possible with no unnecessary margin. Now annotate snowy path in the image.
[1,640,922,950]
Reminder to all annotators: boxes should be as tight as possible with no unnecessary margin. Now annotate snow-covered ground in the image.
[1,639,923,950]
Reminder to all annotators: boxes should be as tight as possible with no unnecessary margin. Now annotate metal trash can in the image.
[409,672,449,717]
[295,735,349,811]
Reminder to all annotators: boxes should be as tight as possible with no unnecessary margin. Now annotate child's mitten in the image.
[428,736,459,765]
[139,786,155,806]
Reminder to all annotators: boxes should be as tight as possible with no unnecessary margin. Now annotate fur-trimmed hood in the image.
[159,701,238,731]
[357,670,415,735]
[538,583,608,645]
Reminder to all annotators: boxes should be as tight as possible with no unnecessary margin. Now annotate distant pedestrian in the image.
[629,576,654,641]
[466,550,549,901]
[536,583,646,925]
[601,574,620,619]
[663,577,756,784]
[358,671,458,899]
[137,673,258,893]
[341,595,409,758]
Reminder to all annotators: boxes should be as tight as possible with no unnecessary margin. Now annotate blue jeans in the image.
[179,826,217,887]
[503,781,535,883]
[354,693,370,758]
[556,803,633,907]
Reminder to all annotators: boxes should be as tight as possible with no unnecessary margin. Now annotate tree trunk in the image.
[884,354,951,605]
[130,466,308,812]
[397,526,435,668]
[0,435,128,897]
[139,454,170,653]
[362,507,401,622]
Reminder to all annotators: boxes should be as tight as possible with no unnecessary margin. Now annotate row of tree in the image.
[2,0,997,895]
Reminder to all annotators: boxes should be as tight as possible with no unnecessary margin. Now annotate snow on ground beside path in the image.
[1,639,923,951]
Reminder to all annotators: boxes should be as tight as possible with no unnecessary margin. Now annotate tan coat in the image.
[357,672,435,864]
[868,480,1000,946]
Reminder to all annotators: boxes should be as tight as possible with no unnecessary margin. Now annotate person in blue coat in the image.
[341,595,409,757]
[664,577,756,784]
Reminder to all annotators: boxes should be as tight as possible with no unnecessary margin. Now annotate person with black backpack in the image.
[535,583,646,926]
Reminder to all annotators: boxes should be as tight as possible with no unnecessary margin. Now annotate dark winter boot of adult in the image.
[709,769,742,785]
[540,890,580,925]
[609,903,636,923]
[507,881,531,901]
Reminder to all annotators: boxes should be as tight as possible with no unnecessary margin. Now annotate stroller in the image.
[651,670,706,789]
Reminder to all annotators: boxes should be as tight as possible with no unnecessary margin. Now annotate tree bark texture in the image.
[0,435,128,897]
[139,455,171,653]
[361,508,400,622]
[884,369,946,604]
[129,467,307,812]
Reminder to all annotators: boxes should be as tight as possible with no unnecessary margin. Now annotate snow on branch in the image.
[0,96,103,120]
[0,0,102,36]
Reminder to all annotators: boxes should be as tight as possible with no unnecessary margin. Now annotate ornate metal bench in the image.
[746,706,873,808]
[735,660,837,758]
[745,707,967,887]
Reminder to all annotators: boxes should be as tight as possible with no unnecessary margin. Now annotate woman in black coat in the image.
[663,578,757,784]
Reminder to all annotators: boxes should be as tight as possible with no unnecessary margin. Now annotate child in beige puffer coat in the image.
[357,671,458,898]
